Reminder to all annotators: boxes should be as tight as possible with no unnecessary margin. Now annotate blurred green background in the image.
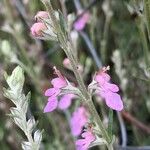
[0,0,150,149]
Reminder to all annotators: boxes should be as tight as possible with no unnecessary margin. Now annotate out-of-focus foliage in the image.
[0,0,150,150]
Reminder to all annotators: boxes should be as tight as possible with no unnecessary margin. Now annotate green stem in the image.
[144,0,150,38]
[65,43,111,144]
[137,18,150,66]
[42,0,112,146]
[107,144,114,150]
[101,0,112,63]
[65,18,111,150]
[108,109,113,139]
[101,16,110,63]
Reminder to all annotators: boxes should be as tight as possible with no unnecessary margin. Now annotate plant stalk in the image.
[43,0,112,147]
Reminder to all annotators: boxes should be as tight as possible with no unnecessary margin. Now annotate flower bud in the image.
[63,58,71,68]
[35,11,49,22]
[30,22,47,37]
[63,58,83,73]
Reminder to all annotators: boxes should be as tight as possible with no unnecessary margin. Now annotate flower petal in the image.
[58,94,74,110]
[101,72,111,82]
[95,75,105,85]
[74,12,90,31]
[105,92,123,111]
[44,98,58,113]
[51,77,67,88]
[104,82,119,92]
[44,88,60,96]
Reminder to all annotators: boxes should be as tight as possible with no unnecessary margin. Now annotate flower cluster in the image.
[31,5,124,150]
[44,67,75,112]
[70,107,96,150]
[30,11,57,41]
[90,66,123,111]
[31,11,48,37]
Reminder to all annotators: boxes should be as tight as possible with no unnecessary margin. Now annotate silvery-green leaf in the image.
[18,93,26,105]
[14,117,25,131]
[19,93,30,114]
[4,66,43,149]
[89,136,107,148]
[42,29,58,41]
[58,10,67,36]
[88,80,97,89]
[3,88,18,104]
[4,71,8,81]
[61,82,82,97]
[10,107,22,119]
[27,117,36,132]
[22,141,32,150]
[34,130,42,144]
[6,66,24,93]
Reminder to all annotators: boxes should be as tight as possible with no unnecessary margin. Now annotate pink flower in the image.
[58,94,75,110]
[35,11,49,21]
[44,67,75,113]
[30,22,47,37]
[95,66,123,111]
[76,130,96,150]
[70,107,89,136]
[74,11,90,31]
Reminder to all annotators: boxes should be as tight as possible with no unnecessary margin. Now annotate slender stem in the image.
[73,0,126,148]
[117,112,127,147]
[59,0,67,21]
[65,43,111,143]
[108,109,113,139]
[87,100,111,143]
[42,0,111,146]
[80,31,102,68]
[73,0,82,10]
[107,145,114,150]
[144,0,150,39]
[101,0,112,63]
[62,40,112,143]
[137,17,150,66]
[101,17,110,62]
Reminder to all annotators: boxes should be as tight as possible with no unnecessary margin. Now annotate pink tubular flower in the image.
[95,66,123,111]
[44,67,75,113]
[70,107,89,136]
[74,11,90,31]
[35,11,49,21]
[76,130,96,150]
[30,22,47,37]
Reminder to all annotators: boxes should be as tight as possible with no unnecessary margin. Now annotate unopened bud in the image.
[63,58,71,68]
[35,11,49,22]
[30,22,47,37]
[63,58,83,73]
